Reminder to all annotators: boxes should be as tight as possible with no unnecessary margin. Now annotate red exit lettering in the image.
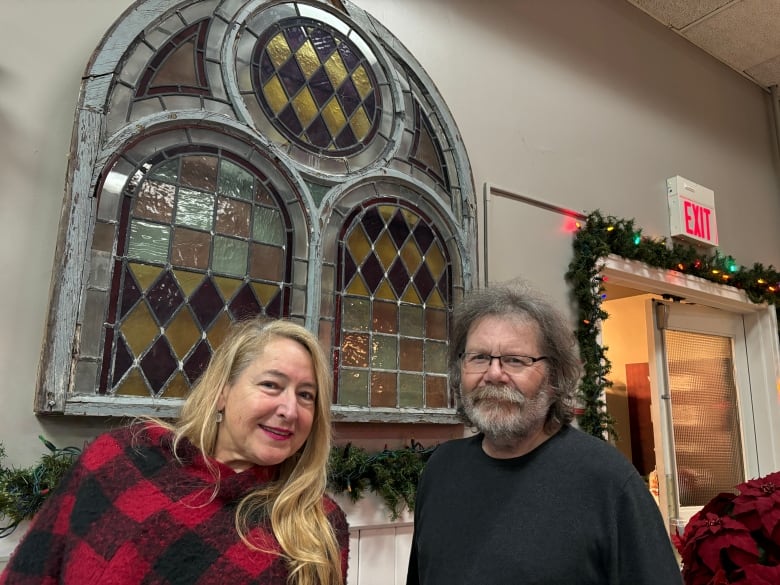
[683,199,712,241]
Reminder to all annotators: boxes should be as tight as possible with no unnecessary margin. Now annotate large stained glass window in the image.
[40,0,476,421]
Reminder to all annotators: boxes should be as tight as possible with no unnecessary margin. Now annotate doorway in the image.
[598,255,780,534]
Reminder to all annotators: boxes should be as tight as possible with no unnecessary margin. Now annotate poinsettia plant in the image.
[673,471,780,584]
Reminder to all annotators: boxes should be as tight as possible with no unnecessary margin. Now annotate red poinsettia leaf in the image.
[695,528,759,572]
[733,563,780,584]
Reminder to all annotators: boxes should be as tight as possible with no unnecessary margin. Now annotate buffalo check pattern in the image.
[0,424,348,585]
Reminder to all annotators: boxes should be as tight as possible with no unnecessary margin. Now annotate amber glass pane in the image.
[400,338,423,371]
[166,306,201,359]
[249,243,284,281]
[134,180,175,223]
[373,301,397,333]
[425,309,447,340]
[172,228,211,270]
[425,376,447,408]
[115,368,152,397]
[215,196,251,238]
[371,372,397,407]
[342,332,369,367]
[180,155,218,192]
[121,302,159,355]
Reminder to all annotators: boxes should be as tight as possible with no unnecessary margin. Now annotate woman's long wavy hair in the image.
[153,318,342,585]
[448,283,582,434]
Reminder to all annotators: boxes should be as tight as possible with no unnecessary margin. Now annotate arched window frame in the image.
[36,0,476,422]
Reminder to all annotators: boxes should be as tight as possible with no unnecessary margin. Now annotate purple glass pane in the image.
[189,277,224,328]
[146,270,185,325]
[308,68,334,107]
[387,257,410,297]
[309,26,336,61]
[361,251,384,293]
[277,58,305,98]
[259,51,275,80]
[305,116,331,149]
[266,288,282,318]
[414,263,435,302]
[338,79,360,116]
[361,207,384,241]
[342,248,357,287]
[413,222,434,254]
[229,284,261,321]
[112,334,133,385]
[284,26,307,53]
[364,93,377,119]
[337,41,359,71]
[184,339,212,384]
[388,208,411,248]
[334,125,357,149]
[140,336,177,393]
[278,103,304,136]
[438,269,450,303]
[119,264,142,319]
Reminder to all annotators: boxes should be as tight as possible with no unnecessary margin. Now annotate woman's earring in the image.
[216,410,224,423]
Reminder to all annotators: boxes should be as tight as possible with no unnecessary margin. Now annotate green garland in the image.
[565,210,780,440]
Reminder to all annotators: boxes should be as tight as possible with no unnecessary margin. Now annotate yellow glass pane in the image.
[251,282,280,307]
[400,240,422,273]
[129,262,163,292]
[402,286,421,304]
[350,107,371,141]
[166,308,200,359]
[115,368,151,397]
[173,269,205,299]
[324,51,348,89]
[425,244,446,279]
[401,209,420,228]
[207,311,232,350]
[351,64,372,99]
[339,369,368,406]
[375,280,396,301]
[378,205,395,223]
[292,88,318,127]
[163,372,190,398]
[267,33,292,69]
[294,40,320,78]
[347,227,371,264]
[214,276,243,303]
[321,97,347,136]
[374,231,397,270]
[399,373,424,407]
[427,288,445,308]
[263,75,288,115]
[121,302,159,356]
[347,275,370,297]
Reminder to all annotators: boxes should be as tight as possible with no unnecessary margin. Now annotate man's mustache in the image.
[469,385,525,406]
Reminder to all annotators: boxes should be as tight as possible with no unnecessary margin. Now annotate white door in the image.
[646,299,757,535]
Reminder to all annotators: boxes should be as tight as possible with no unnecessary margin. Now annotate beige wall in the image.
[1,0,778,472]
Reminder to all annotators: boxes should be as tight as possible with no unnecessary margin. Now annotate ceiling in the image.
[626,0,780,91]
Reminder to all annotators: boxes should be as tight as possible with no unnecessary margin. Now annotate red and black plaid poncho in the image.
[0,423,349,584]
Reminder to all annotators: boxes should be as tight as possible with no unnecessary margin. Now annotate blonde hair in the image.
[153,318,342,585]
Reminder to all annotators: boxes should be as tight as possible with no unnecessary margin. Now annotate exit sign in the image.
[667,176,718,247]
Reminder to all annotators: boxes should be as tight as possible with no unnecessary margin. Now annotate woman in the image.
[0,318,348,585]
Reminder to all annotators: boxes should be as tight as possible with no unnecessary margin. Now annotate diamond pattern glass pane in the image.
[666,330,745,507]
[336,203,452,408]
[102,143,293,398]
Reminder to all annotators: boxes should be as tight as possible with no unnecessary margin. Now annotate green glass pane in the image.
[339,369,368,406]
[252,206,284,245]
[399,373,424,407]
[425,340,447,373]
[342,297,370,331]
[219,159,254,201]
[175,188,214,230]
[371,334,398,369]
[399,304,424,336]
[127,220,170,263]
[149,159,179,182]
[213,236,249,277]
[304,179,330,207]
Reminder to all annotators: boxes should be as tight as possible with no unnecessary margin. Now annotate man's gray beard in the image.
[460,384,551,442]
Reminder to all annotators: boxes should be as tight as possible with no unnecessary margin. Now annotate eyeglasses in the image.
[460,352,548,374]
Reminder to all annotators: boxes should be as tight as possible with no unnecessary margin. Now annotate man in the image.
[406,284,682,585]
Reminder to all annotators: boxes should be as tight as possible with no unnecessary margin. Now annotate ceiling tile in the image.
[627,0,732,30]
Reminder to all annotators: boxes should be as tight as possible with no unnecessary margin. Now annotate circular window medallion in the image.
[252,18,381,157]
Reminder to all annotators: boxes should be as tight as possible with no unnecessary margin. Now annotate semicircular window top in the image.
[336,203,452,410]
[81,139,297,400]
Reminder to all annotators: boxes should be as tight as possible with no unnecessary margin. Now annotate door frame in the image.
[600,254,780,477]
